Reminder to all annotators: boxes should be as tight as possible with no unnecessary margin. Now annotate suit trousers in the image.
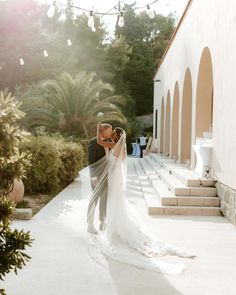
[87,178,108,225]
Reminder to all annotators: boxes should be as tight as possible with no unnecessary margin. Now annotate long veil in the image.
[86,130,128,222]
[81,130,196,275]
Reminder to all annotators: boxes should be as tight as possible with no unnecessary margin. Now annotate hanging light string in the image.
[47,0,158,31]
[0,0,161,68]
[50,0,159,16]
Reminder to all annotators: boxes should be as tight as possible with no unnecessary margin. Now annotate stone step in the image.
[139,158,156,175]
[164,164,215,187]
[158,169,217,197]
[141,178,221,216]
[13,208,33,220]
[161,196,220,207]
[133,158,147,179]
[144,196,221,216]
[151,179,219,207]
[143,155,164,172]
[149,154,175,167]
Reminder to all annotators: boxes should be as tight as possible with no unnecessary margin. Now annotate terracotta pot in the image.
[9,179,25,203]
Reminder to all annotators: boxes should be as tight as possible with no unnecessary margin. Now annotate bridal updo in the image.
[112,127,124,142]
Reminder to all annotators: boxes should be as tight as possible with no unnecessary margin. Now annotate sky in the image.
[38,0,189,34]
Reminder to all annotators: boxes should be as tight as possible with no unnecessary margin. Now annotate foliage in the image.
[20,134,85,194]
[16,200,30,209]
[20,135,61,194]
[126,117,144,154]
[0,0,55,90]
[57,140,85,189]
[115,4,175,115]
[1,0,176,135]
[107,35,132,93]
[0,91,32,295]
[22,72,127,137]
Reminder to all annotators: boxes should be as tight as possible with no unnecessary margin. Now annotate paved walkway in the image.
[2,158,236,295]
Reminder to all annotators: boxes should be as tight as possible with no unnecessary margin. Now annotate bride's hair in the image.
[114,127,124,142]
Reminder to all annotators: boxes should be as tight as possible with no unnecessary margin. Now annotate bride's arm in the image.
[96,123,116,149]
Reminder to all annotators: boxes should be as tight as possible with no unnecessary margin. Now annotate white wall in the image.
[153,0,236,190]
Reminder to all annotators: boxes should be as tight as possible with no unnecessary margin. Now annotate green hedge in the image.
[57,142,85,189]
[20,135,85,194]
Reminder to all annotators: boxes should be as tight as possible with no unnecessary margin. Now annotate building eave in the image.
[153,0,193,80]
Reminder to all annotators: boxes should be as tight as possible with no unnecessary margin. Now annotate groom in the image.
[87,123,112,234]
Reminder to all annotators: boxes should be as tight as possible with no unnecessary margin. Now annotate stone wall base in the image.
[216,182,236,225]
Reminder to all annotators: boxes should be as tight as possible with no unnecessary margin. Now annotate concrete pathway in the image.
[2,158,236,295]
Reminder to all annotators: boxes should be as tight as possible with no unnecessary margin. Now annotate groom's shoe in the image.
[99,222,106,232]
[87,224,98,234]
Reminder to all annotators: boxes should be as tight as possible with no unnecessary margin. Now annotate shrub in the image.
[0,91,32,295]
[21,136,61,194]
[21,135,85,194]
[57,141,85,189]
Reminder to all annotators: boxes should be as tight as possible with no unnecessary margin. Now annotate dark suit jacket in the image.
[88,137,106,165]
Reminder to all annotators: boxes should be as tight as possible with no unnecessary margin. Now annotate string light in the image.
[67,39,72,46]
[0,0,161,70]
[147,5,155,19]
[47,1,56,18]
[43,50,49,57]
[87,11,95,28]
[58,12,66,22]
[118,11,124,28]
[20,58,24,66]
[45,0,160,33]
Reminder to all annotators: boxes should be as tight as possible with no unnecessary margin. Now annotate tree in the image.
[24,72,127,137]
[0,91,32,295]
[107,35,132,93]
[0,0,56,90]
[114,4,175,115]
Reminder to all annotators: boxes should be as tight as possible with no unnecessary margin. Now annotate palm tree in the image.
[27,72,127,137]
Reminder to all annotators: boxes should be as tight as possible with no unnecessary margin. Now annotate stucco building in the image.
[153,0,236,224]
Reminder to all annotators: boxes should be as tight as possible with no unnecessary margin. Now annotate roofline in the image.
[153,0,193,79]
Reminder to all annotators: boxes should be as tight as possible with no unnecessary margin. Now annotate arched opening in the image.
[160,96,164,153]
[180,69,192,163]
[170,82,179,158]
[195,47,213,138]
[164,91,171,155]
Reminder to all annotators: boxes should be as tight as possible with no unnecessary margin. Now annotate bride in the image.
[86,123,196,275]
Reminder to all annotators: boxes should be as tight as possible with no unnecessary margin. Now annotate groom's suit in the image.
[87,137,108,225]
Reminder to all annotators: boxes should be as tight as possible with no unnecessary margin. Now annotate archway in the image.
[171,82,179,158]
[180,69,192,163]
[160,96,164,153]
[164,91,171,155]
[195,47,213,138]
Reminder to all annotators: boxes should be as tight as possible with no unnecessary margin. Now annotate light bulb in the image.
[59,13,66,22]
[88,11,94,28]
[118,12,124,28]
[67,39,72,46]
[20,58,24,66]
[91,26,96,32]
[47,2,56,18]
[43,50,48,57]
[147,5,155,19]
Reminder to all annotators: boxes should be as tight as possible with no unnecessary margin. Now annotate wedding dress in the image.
[86,131,196,275]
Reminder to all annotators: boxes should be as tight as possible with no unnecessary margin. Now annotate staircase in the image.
[131,154,221,216]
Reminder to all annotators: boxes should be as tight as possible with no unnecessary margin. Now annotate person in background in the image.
[138,132,149,158]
